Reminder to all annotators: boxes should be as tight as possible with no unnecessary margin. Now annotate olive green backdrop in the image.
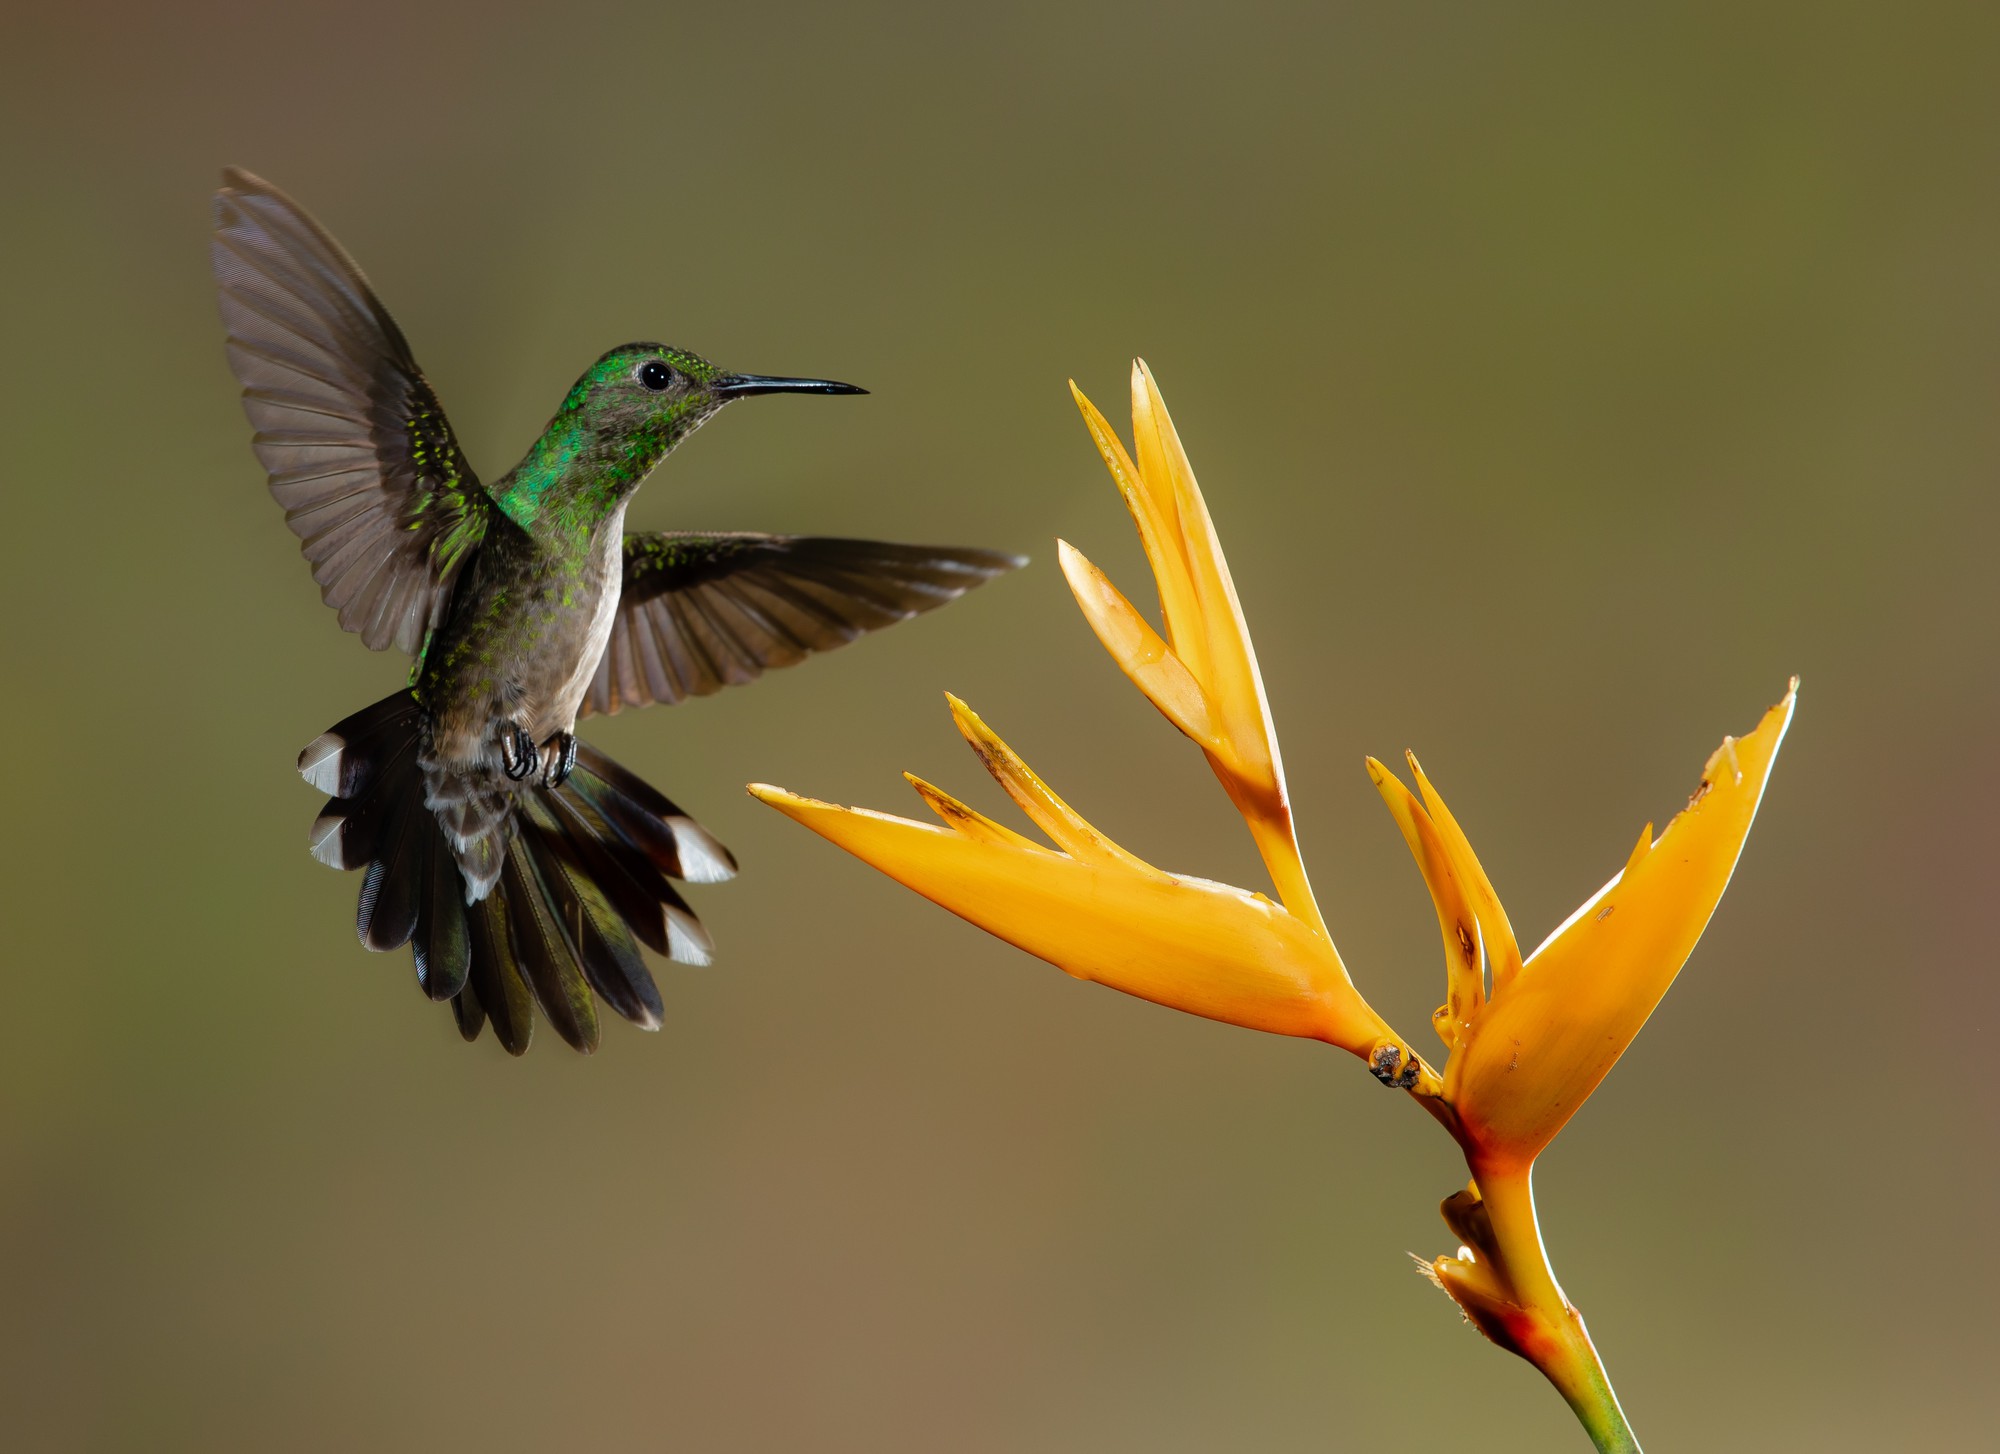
[3,2,1994,1449]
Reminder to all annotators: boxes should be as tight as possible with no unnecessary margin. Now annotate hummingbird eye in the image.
[637,360,674,393]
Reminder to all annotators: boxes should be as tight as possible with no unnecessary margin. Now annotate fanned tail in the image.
[298,691,737,1054]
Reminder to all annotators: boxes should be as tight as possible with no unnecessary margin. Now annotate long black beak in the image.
[713,372,868,398]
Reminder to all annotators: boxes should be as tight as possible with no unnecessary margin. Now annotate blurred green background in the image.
[3,2,1995,1448]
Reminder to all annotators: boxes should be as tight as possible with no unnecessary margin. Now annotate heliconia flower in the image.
[753,354,1798,1451]
[749,693,1420,1073]
[1370,680,1797,1171]
[1379,685,1795,1454]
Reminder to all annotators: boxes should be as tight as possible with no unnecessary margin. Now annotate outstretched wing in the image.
[582,534,1025,717]
[211,168,490,655]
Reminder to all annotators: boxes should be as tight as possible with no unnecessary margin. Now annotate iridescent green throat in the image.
[490,396,704,538]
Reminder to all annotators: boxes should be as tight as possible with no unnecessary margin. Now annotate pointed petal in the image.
[1406,752,1523,993]
[1069,379,1203,658]
[1074,364,1325,936]
[943,694,1160,873]
[1367,758,1485,1047]
[1448,682,1799,1166]
[904,773,1043,849]
[1057,540,1224,757]
[748,784,1393,1055]
[1130,360,1280,798]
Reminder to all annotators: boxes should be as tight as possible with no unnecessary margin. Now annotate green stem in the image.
[1474,1161,1643,1454]
[1557,1347,1642,1454]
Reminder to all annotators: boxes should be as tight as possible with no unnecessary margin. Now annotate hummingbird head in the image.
[493,344,868,530]
[564,343,867,460]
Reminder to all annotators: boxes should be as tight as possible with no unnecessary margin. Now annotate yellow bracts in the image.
[1064,364,1326,938]
[752,694,1403,1061]
[1373,687,1796,1168]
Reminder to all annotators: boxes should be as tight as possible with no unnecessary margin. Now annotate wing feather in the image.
[581,533,1024,717]
[212,168,490,654]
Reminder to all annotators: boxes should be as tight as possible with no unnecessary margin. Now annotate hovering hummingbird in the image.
[211,168,1021,1055]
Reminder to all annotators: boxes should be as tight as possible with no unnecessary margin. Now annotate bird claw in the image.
[499,724,538,781]
[540,731,578,788]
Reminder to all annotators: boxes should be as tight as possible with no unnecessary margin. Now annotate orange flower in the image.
[1383,684,1795,1453]
[751,693,1407,1064]
[1369,683,1796,1168]
[1062,363,1324,937]
[754,357,1799,1452]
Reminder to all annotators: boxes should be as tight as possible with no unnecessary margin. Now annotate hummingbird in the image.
[211,168,1021,1055]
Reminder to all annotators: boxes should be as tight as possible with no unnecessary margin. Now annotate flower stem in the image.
[1473,1161,1644,1454]
[1237,790,1329,941]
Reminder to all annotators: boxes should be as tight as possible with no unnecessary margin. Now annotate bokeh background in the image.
[4,2,1996,1449]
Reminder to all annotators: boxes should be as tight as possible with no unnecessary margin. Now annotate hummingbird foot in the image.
[540,731,579,789]
[499,724,538,782]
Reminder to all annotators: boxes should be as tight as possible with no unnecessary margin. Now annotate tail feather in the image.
[543,787,714,966]
[520,822,662,1031]
[298,689,731,1054]
[310,731,420,871]
[451,970,486,1042]
[298,692,423,798]
[534,790,672,956]
[413,826,471,1001]
[569,743,738,884]
[503,847,600,1053]
[660,891,715,967]
[465,887,534,1055]
[357,792,423,952]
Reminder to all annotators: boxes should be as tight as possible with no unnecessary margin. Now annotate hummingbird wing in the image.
[211,168,490,656]
[581,533,1025,717]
